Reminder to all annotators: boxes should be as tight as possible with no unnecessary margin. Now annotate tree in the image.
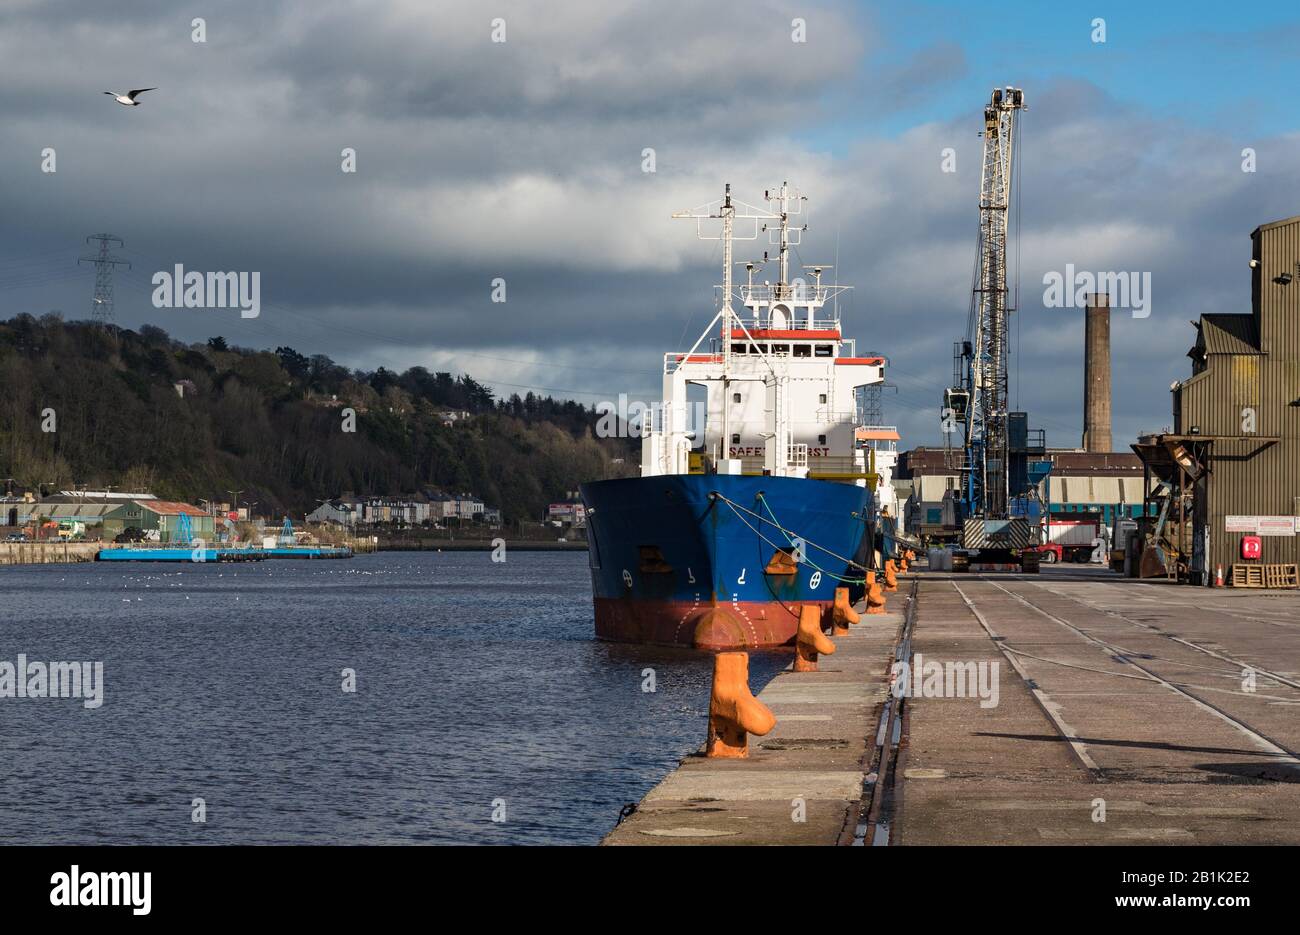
[276,346,310,381]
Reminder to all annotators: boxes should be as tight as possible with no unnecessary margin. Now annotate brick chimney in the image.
[1082,293,1112,453]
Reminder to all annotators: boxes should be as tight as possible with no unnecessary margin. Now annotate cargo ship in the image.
[581,183,896,649]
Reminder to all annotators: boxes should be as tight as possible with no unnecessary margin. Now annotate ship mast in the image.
[762,182,807,301]
[720,185,735,444]
[770,181,790,298]
[672,184,775,459]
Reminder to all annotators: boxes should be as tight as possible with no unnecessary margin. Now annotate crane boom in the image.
[939,87,1049,566]
[946,88,1026,518]
[969,86,1025,518]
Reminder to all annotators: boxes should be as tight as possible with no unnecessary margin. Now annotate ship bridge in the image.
[643,183,887,482]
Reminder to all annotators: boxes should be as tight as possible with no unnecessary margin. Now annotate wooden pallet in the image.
[1266,564,1300,589]
[1231,563,1299,589]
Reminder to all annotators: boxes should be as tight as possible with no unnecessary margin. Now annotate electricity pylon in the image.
[78,233,130,325]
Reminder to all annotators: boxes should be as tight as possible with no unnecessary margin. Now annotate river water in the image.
[0,551,787,844]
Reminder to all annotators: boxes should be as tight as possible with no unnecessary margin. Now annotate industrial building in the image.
[902,283,1167,550]
[10,499,117,529]
[899,447,1155,537]
[3,491,158,534]
[1134,214,1300,583]
[101,500,215,543]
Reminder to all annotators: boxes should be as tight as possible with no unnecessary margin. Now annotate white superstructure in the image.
[642,183,886,485]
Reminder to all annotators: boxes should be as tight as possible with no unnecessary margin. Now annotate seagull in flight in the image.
[103,88,156,107]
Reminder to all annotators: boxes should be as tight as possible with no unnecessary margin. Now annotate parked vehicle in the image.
[1030,517,1104,563]
[56,520,86,541]
[1109,517,1139,573]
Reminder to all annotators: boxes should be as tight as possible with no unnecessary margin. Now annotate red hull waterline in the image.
[594,597,833,650]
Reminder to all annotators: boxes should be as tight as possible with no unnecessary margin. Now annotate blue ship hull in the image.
[580,474,871,648]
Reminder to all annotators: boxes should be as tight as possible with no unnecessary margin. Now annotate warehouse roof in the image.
[1192,314,1261,357]
[1251,214,1300,235]
[14,503,115,519]
[134,500,209,516]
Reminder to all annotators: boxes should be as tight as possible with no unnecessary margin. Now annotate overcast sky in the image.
[3,0,1299,450]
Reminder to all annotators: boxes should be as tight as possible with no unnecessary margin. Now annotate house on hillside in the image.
[306,500,359,527]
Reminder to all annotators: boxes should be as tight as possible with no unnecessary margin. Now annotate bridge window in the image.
[793,344,811,358]
[730,343,746,354]
[814,344,833,357]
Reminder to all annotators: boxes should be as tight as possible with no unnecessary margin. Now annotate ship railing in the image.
[664,352,721,373]
[730,316,842,333]
[737,283,852,305]
[855,424,900,452]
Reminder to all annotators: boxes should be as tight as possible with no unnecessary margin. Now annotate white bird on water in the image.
[103,88,156,106]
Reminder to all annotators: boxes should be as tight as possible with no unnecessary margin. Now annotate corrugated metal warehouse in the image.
[1135,213,1300,581]
[899,447,1155,533]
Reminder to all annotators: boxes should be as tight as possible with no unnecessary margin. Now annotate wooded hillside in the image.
[0,314,637,520]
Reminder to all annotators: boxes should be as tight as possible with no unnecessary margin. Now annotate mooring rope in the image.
[712,492,867,584]
[756,494,867,585]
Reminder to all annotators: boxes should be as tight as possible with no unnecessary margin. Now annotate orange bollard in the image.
[795,604,836,671]
[883,559,899,592]
[707,652,776,758]
[831,586,860,634]
[865,571,887,614]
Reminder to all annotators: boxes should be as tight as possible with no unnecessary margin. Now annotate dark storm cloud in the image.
[1,1,1298,449]
[0,0,863,371]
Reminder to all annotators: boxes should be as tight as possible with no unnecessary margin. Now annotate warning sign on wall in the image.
[1225,515,1299,535]
[1257,516,1298,536]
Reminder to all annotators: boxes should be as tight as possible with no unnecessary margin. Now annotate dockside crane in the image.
[943,87,1048,565]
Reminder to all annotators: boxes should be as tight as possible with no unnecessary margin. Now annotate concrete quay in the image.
[603,566,1300,846]
[899,570,1300,845]
[0,541,99,565]
[603,596,907,845]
